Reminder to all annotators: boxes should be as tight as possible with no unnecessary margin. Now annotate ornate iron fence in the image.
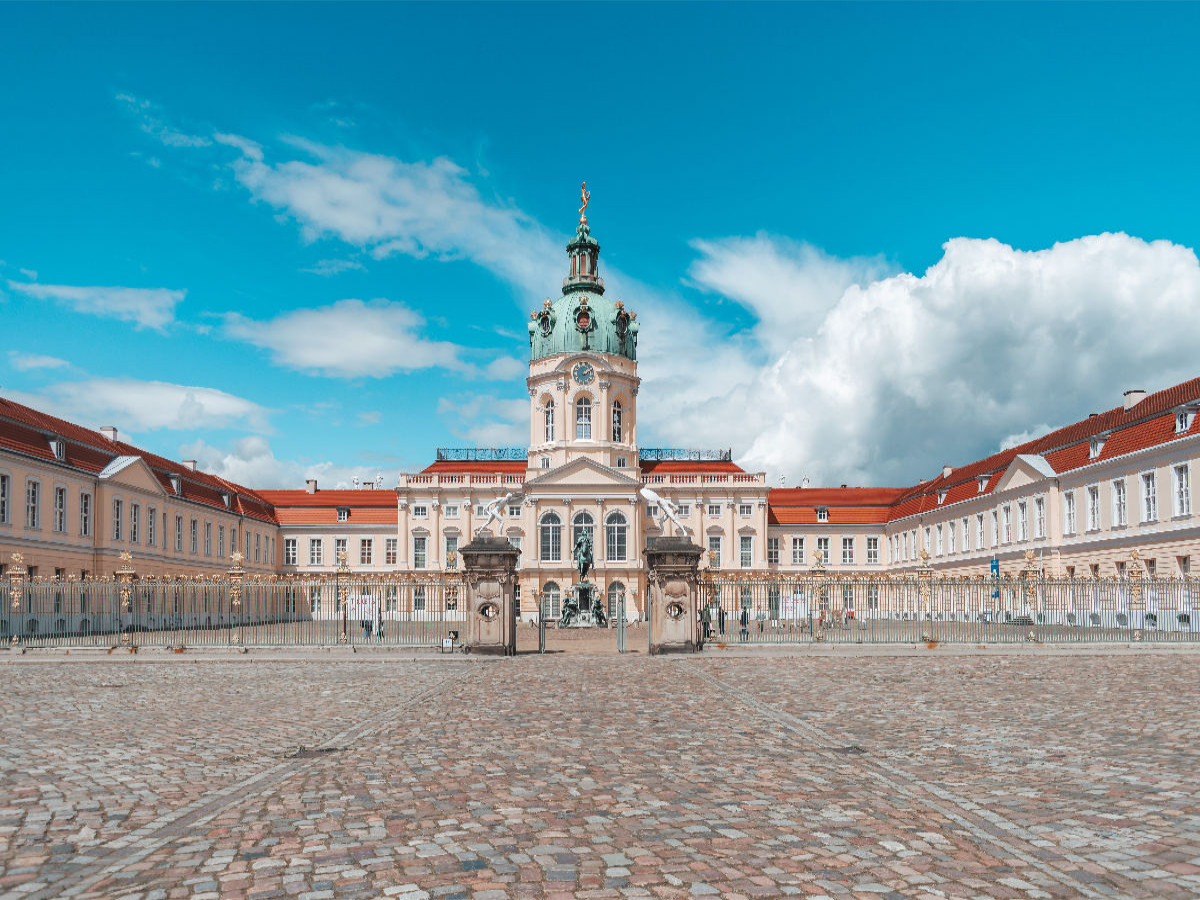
[698,574,1199,645]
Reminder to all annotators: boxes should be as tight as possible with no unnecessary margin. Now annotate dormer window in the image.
[1176,408,1196,434]
[816,507,829,523]
[1089,435,1108,460]
[168,475,181,494]
[337,507,349,522]
[977,476,988,493]
[937,490,948,505]
[220,491,231,509]
[48,437,65,461]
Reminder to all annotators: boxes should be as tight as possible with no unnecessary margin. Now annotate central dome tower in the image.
[525,185,641,472]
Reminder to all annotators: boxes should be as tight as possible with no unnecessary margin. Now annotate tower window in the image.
[575,397,592,439]
[544,399,555,442]
[612,401,623,443]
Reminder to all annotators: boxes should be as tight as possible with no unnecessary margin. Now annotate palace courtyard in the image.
[1,648,1198,900]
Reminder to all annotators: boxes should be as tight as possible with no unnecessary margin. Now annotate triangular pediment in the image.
[523,456,643,490]
[99,456,169,496]
[994,454,1055,494]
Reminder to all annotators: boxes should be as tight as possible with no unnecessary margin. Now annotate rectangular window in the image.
[976,514,984,550]
[935,524,944,556]
[707,535,721,568]
[444,535,457,568]
[0,473,8,524]
[575,400,592,439]
[817,507,829,523]
[1017,501,1028,541]
[1002,507,1012,544]
[444,504,459,518]
[334,537,348,563]
[1087,485,1100,531]
[1141,471,1158,522]
[962,517,970,553]
[412,505,428,518]
[245,531,251,560]
[816,536,830,563]
[902,532,909,561]
[25,480,40,529]
[791,536,805,565]
[866,536,879,564]
[310,588,321,614]
[738,503,753,517]
[707,503,721,517]
[947,521,955,555]
[130,503,139,543]
[360,538,373,565]
[842,537,855,565]
[923,526,931,551]
[112,499,123,540]
[645,504,659,518]
[54,487,67,533]
[337,507,349,522]
[767,536,780,565]
[1174,464,1191,516]
[1112,478,1127,527]
[508,535,522,562]
[309,538,323,566]
[176,515,184,551]
[218,524,225,559]
[1034,497,1046,539]
[204,522,212,557]
[254,533,261,563]
[386,537,398,565]
[1063,491,1076,535]
[284,538,297,565]
[413,585,427,611]
[677,503,691,517]
[990,511,999,546]
[413,536,426,569]
[739,535,752,567]
[147,506,156,546]
[190,519,198,553]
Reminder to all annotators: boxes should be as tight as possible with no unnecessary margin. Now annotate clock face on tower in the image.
[572,361,595,385]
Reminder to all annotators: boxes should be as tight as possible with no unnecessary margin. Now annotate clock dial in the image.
[573,362,595,385]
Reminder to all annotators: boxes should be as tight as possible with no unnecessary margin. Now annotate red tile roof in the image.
[257,490,397,507]
[767,487,906,526]
[640,460,745,474]
[421,460,528,474]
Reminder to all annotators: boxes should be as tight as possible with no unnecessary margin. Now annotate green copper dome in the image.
[528,291,639,361]
[528,194,639,361]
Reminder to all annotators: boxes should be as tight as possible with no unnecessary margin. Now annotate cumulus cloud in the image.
[676,232,1200,486]
[224,298,464,378]
[180,435,413,490]
[437,394,528,447]
[8,351,69,371]
[117,92,212,148]
[3,379,272,435]
[7,281,183,330]
[301,258,366,276]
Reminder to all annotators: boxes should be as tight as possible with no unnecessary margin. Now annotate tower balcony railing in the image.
[563,275,604,290]
[643,472,766,486]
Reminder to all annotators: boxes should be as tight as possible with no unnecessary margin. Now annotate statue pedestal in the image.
[461,534,520,655]
[645,536,704,654]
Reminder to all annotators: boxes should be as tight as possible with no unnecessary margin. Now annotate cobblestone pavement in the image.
[1,652,1198,900]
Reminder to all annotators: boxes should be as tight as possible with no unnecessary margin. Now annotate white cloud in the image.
[180,436,413,490]
[222,139,560,296]
[3,379,272,435]
[18,268,37,280]
[8,351,69,371]
[357,410,382,426]
[224,298,464,378]
[117,92,212,148]
[481,355,525,381]
[437,394,528,447]
[7,281,183,330]
[677,232,1200,486]
[301,258,365,276]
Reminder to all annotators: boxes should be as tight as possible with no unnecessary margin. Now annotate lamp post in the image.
[118,550,135,648]
[229,550,245,646]
[337,550,349,644]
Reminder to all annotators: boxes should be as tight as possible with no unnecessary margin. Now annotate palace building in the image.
[4,195,1200,615]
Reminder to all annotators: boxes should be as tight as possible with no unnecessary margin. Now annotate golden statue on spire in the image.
[579,181,590,220]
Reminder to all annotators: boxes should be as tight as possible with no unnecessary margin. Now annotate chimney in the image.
[100,426,118,443]
[1123,389,1147,411]
[840,483,848,489]
[942,465,953,479]
[305,479,318,494]
[181,460,197,472]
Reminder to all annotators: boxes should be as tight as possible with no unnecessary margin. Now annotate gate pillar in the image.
[461,534,519,655]
[645,536,704,654]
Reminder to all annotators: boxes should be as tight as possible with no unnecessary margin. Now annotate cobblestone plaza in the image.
[2,649,1199,900]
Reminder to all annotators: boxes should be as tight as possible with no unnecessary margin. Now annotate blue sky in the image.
[3,3,1200,488]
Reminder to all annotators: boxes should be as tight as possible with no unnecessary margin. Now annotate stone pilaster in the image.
[461,534,520,656]
[645,535,703,654]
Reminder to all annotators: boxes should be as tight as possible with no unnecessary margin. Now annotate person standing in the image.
[717,604,726,637]
[739,605,749,641]
[700,604,712,640]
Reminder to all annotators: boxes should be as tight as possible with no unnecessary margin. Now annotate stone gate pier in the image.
[461,534,520,655]
[645,535,704,654]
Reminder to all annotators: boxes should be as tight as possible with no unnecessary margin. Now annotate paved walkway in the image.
[1,651,1198,899]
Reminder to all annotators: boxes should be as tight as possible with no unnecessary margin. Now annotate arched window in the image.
[543,581,562,618]
[572,511,594,552]
[539,512,562,562]
[605,511,627,562]
[575,397,592,439]
[612,401,623,443]
[607,581,626,620]
[544,399,555,442]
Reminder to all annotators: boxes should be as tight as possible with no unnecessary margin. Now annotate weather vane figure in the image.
[579,181,590,220]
